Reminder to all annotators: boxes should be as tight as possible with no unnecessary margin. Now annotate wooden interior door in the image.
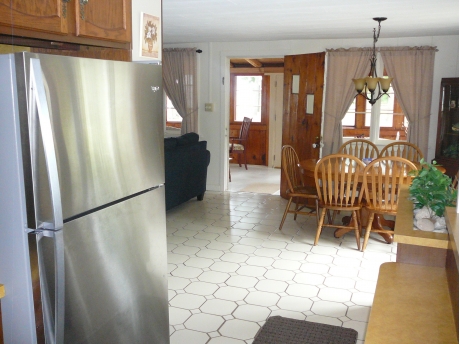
[281,52,325,198]
[230,74,270,166]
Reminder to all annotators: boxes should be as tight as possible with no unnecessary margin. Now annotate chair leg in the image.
[279,197,293,230]
[331,210,338,224]
[314,208,327,246]
[315,199,319,224]
[351,211,361,251]
[326,210,333,224]
[361,212,375,252]
[293,197,299,220]
[244,149,248,170]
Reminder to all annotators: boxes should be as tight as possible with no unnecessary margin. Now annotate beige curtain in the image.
[380,46,437,157]
[163,48,198,134]
[323,48,373,155]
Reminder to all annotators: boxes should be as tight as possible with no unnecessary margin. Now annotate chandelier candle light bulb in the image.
[353,17,393,106]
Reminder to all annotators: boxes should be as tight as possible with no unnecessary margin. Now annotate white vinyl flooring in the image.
[167,165,397,344]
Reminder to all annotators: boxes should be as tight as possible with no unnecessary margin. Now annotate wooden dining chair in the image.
[229,117,252,169]
[379,142,424,164]
[338,139,379,160]
[279,145,319,230]
[314,154,366,250]
[359,156,417,251]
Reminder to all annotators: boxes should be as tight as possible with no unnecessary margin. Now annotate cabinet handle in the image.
[80,0,89,20]
[62,0,71,18]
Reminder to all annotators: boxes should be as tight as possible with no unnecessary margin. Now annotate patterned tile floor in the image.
[167,188,397,344]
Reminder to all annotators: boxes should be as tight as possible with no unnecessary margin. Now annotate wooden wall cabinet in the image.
[435,77,459,179]
[75,0,132,43]
[0,0,132,49]
[0,1,68,35]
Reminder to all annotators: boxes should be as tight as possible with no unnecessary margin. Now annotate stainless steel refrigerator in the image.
[0,52,169,343]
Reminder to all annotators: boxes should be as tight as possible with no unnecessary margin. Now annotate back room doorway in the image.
[229,57,284,169]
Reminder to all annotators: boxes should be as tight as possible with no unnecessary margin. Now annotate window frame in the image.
[230,73,270,125]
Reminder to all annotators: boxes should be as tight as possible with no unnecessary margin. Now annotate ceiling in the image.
[162,0,459,44]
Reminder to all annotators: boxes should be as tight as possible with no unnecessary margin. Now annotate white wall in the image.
[165,35,459,193]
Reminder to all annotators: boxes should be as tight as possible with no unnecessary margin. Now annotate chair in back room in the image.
[229,117,252,170]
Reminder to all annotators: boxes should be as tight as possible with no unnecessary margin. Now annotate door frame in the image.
[221,55,285,191]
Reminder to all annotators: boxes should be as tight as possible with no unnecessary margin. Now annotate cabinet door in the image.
[75,0,131,43]
[0,0,68,34]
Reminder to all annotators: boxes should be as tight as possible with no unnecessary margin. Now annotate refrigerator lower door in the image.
[36,188,169,343]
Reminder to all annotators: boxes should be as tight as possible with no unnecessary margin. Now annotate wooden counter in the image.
[366,184,459,343]
[445,206,459,268]
[394,185,452,267]
[365,262,457,344]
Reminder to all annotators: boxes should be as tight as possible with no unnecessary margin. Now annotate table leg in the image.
[334,212,393,244]
[373,215,394,244]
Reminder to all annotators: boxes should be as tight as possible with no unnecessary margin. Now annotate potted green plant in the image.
[408,159,457,226]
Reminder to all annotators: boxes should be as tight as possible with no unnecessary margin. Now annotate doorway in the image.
[228,58,284,168]
[227,58,284,193]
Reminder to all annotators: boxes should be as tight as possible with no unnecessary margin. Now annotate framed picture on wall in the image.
[140,12,161,59]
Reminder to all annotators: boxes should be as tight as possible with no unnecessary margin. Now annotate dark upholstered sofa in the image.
[164,133,211,211]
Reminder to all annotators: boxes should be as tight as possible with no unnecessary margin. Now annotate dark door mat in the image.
[253,316,358,344]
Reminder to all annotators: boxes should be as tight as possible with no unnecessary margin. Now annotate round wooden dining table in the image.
[297,158,446,244]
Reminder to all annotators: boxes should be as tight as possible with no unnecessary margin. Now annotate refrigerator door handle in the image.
[29,58,63,231]
[36,230,65,344]
[30,58,65,343]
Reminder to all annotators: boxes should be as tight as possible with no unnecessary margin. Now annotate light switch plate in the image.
[205,103,214,112]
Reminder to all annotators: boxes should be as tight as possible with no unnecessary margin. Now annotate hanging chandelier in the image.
[352,17,393,106]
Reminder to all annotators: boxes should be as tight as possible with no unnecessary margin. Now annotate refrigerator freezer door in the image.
[37,188,169,343]
[28,58,63,231]
[17,53,164,223]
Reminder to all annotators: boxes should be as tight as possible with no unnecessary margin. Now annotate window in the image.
[231,75,266,123]
[343,66,408,142]
[166,96,182,128]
